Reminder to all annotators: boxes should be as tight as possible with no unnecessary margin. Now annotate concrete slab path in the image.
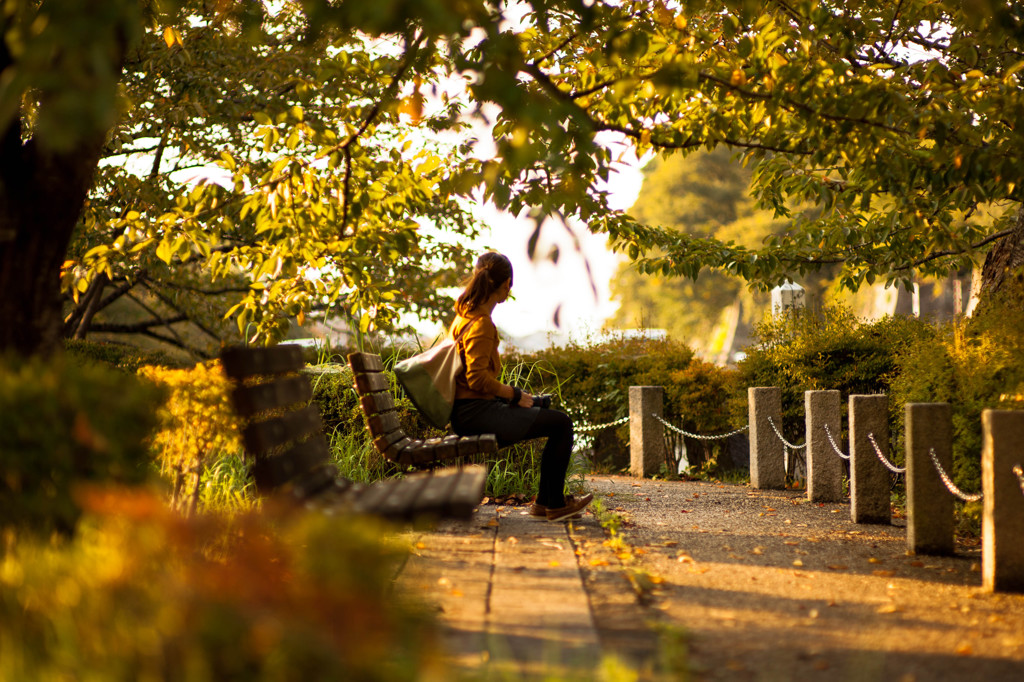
[393,475,1024,681]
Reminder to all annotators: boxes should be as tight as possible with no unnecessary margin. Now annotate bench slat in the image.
[354,372,390,395]
[366,411,401,437]
[250,436,331,492]
[350,477,403,515]
[347,352,385,373]
[387,437,415,463]
[222,345,304,379]
[360,391,395,416]
[446,466,487,517]
[243,405,323,455]
[373,474,433,520]
[412,468,463,515]
[372,428,406,454]
[232,374,313,416]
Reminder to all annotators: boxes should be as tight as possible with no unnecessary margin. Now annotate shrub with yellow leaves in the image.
[138,362,244,515]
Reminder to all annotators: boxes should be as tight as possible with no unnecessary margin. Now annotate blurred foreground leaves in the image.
[0,487,439,682]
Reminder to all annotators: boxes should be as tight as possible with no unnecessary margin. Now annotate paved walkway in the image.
[394,475,1024,681]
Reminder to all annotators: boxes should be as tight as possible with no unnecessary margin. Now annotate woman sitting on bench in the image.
[449,251,592,522]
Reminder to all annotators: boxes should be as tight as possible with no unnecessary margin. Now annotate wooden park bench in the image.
[347,351,498,467]
[220,345,487,521]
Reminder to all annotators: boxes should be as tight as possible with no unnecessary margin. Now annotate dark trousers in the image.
[451,399,575,508]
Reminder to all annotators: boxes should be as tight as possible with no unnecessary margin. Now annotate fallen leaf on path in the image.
[549,560,561,568]
[955,643,973,656]
[451,589,464,597]
[680,509,690,513]
[793,560,804,567]
[784,541,800,546]
[868,557,881,564]
[590,558,610,566]
[826,565,848,571]
[416,542,426,549]
[485,519,499,527]
[751,547,764,555]
[872,570,896,577]
[662,541,679,547]
[876,604,901,614]
[438,577,451,587]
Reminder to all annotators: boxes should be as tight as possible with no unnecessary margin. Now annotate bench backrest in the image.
[221,345,336,498]
[347,351,497,467]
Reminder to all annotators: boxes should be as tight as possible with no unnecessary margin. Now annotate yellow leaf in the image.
[876,604,900,614]
[549,560,560,568]
[956,643,973,656]
[792,559,804,567]
[163,26,176,47]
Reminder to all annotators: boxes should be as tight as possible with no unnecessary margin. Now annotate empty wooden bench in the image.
[347,351,498,467]
[220,345,487,521]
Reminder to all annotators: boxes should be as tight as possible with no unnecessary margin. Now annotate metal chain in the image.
[653,414,749,441]
[928,447,982,502]
[575,415,630,433]
[867,433,906,473]
[766,416,806,450]
[821,423,850,460]
[1014,465,1024,498]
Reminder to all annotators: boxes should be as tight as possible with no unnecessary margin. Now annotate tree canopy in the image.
[611,149,780,348]
[2,0,1023,356]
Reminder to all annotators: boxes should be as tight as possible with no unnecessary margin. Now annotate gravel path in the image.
[394,475,1024,681]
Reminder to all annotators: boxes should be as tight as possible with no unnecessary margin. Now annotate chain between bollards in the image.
[866,432,906,474]
[766,415,806,450]
[653,414,749,441]
[928,447,982,502]
[575,415,630,433]
[822,422,851,460]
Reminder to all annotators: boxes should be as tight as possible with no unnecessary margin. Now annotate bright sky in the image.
[466,160,643,345]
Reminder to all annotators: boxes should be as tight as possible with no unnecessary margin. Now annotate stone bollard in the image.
[982,410,1024,593]
[905,403,954,555]
[805,390,845,503]
[749,387,785,489]
[849,394,891,524]
[629,386,665,478]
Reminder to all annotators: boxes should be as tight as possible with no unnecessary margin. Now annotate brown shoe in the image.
[545,492,594,522]
[529,495,586,519]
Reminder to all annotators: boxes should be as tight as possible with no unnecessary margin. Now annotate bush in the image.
[0,488,439,681]
[0,353,163,539]
[891,273,1024,505]
[731,306,935,481]
[139,362,245,515]
[507,335,714,472]
[64,338,185,372]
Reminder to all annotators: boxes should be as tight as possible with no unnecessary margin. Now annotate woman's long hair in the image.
[455,252,513,315]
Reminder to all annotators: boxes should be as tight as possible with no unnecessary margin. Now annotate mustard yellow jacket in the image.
[450,310,503,400]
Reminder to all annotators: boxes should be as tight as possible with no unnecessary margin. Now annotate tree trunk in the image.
[979,205,1024,299]
[0,138,104,356]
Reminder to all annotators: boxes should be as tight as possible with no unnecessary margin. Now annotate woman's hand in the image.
[518,391,534,408]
